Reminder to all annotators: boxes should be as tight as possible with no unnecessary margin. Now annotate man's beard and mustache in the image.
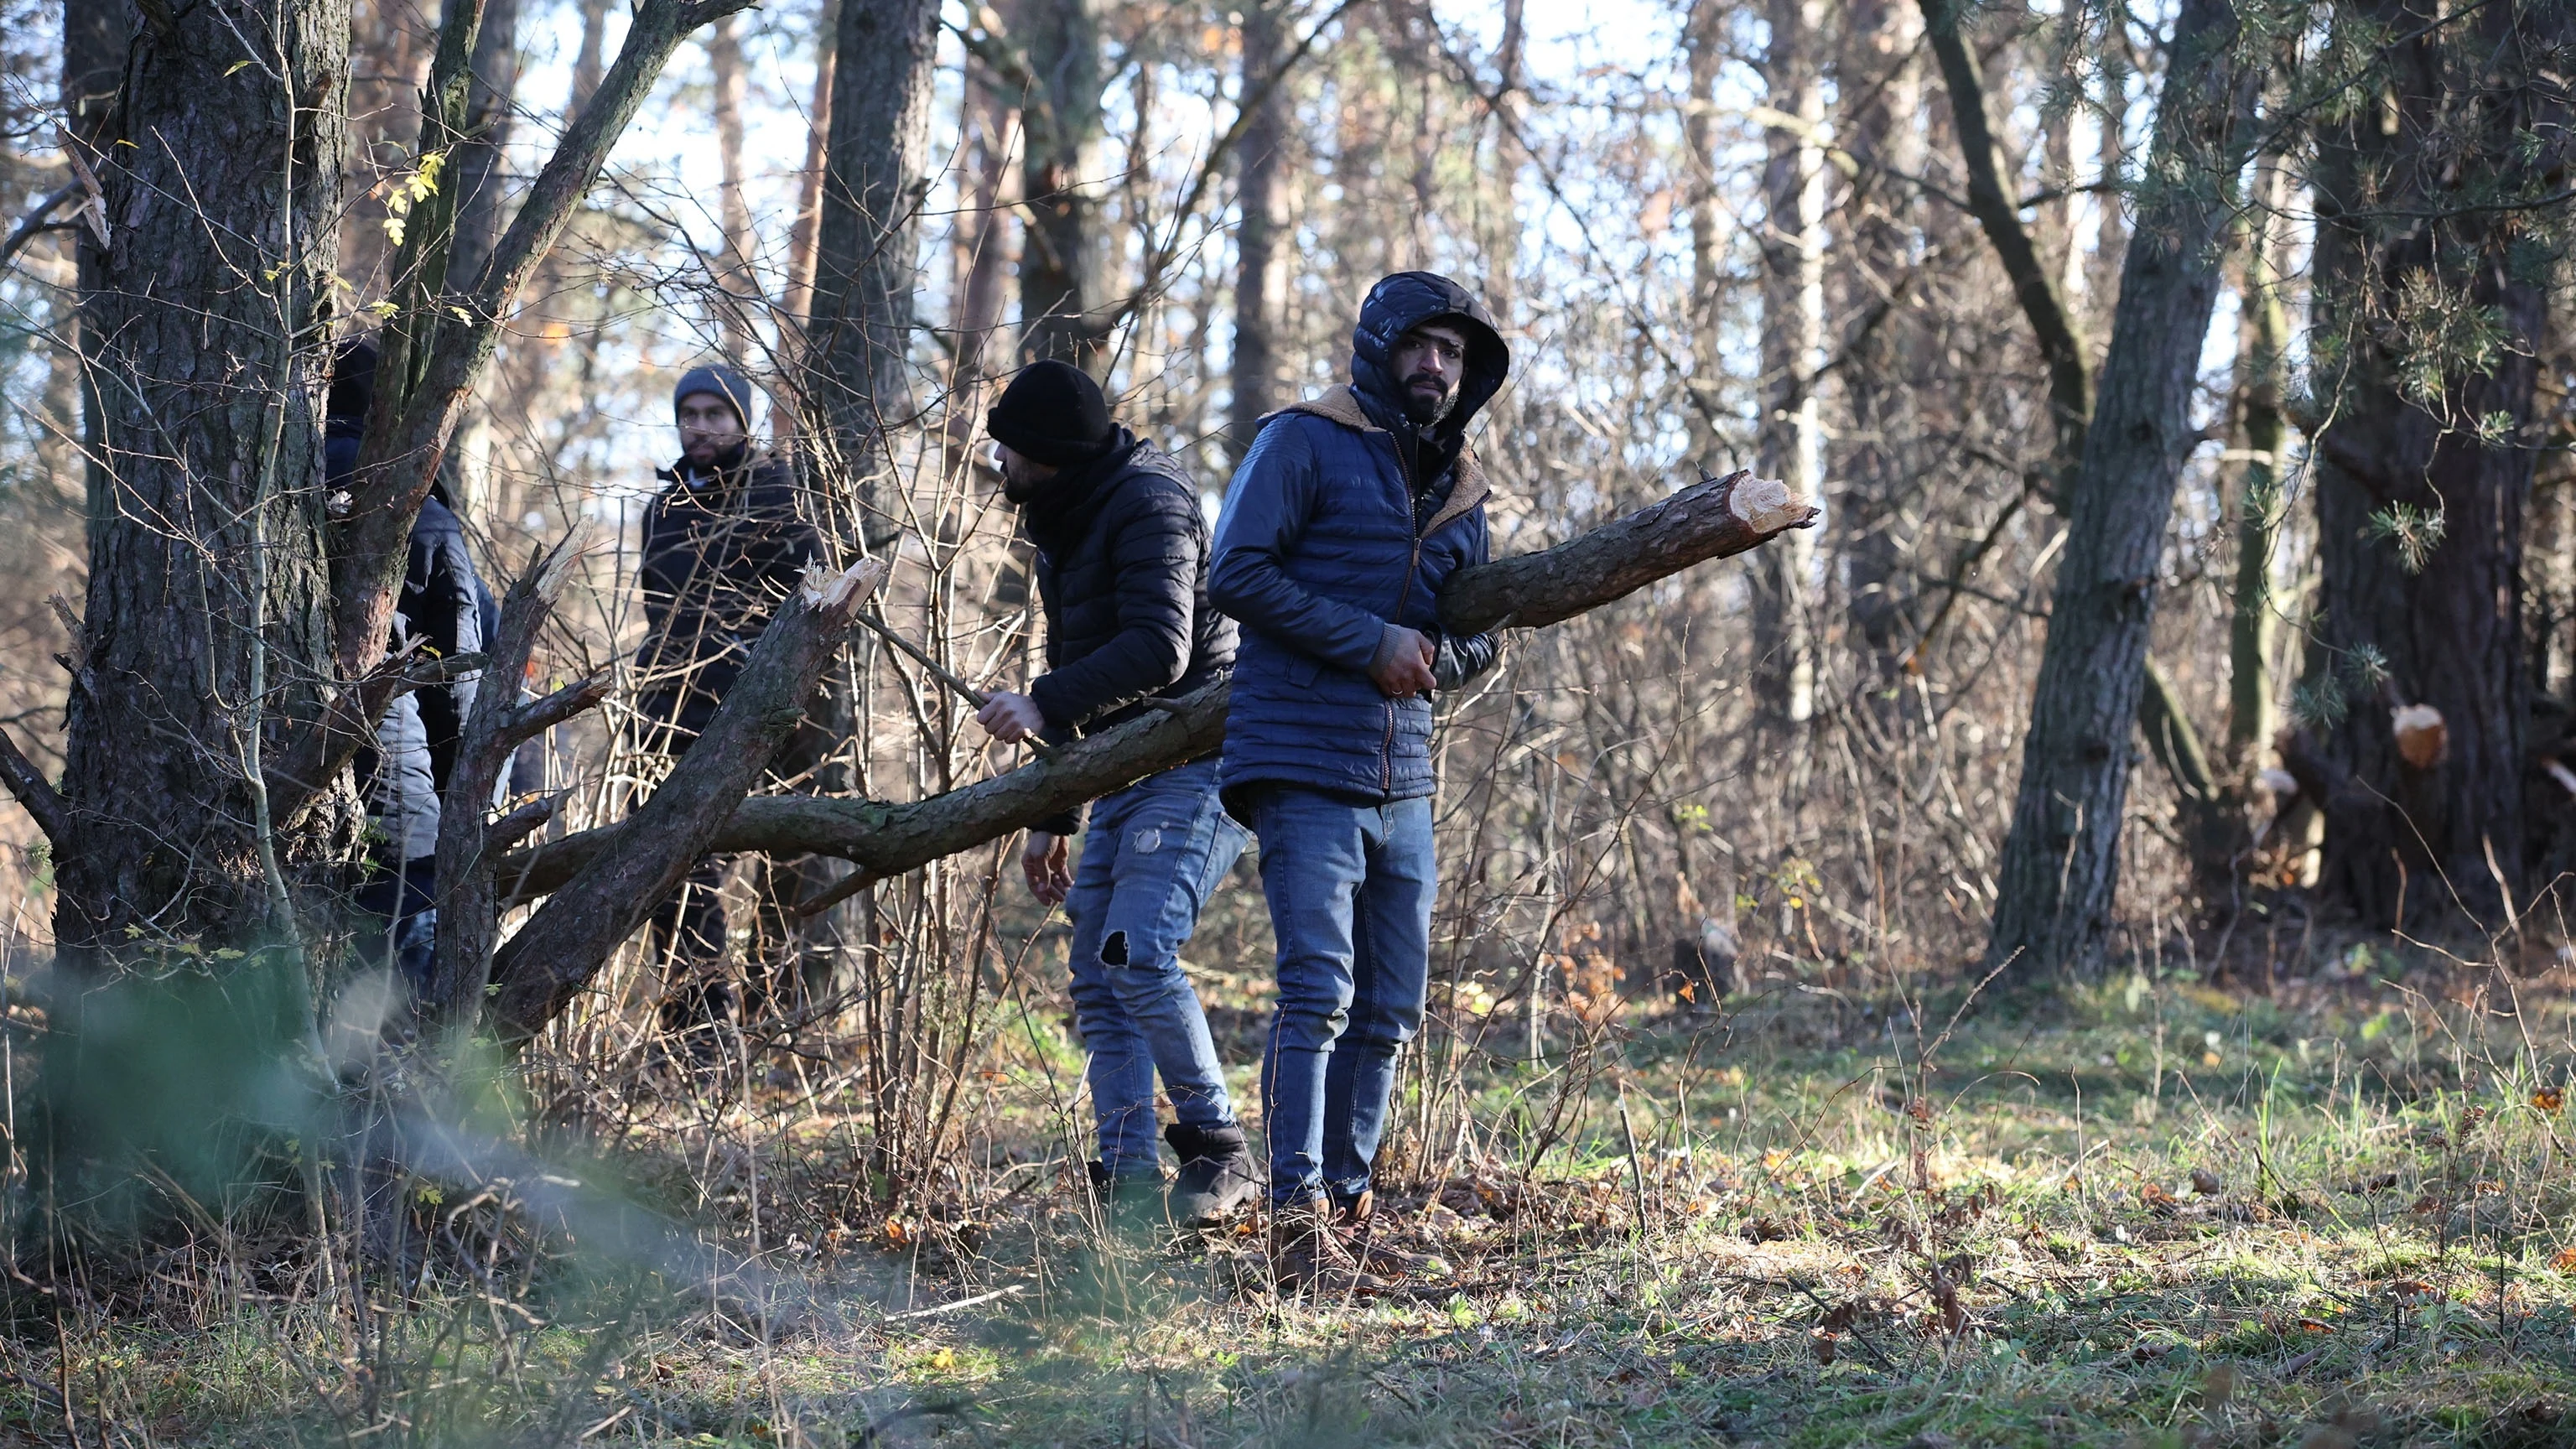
[1400,369,1458,426]
[1002,458,1049,505]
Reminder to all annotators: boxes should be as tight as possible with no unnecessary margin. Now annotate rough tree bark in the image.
[2289,0,2574,930]
[491,476,1819,1028]
[44,0,351,954]
[1226,0,1286,467]
[805,0,943,542]
[1009,0,1108,373]
[1981,0,2261,978]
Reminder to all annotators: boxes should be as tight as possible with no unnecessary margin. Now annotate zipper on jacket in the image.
[1380,434,1433,796]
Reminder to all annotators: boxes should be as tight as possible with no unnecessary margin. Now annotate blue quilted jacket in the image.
[1210,272,1509,808]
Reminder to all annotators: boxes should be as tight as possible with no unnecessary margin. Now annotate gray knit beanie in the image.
[674,362,755,431]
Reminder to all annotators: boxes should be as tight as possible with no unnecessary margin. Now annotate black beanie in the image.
[986,360,1116,466]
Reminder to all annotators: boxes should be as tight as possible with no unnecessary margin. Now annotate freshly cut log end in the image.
[1728,475,1815,535]
[2391,703,2447,771]
[801,556,891,613]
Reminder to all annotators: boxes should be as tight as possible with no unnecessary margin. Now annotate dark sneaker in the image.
[1165,1122,1262,1227]
[1266,1194,1389,1296]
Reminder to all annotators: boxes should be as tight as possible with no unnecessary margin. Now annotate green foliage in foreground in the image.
[8,965,2576,1446]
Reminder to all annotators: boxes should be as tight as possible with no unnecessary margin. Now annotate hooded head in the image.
[1348,272,1510,444]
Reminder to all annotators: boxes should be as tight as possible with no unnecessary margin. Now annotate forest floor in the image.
[14,934,2576,1447]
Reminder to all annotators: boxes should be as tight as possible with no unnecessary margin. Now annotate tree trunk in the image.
[1681,0,1724,469]
[704,11,757,356]
[1833,0,1922,686]
[2225,151,2291,766]
[1981,0,2260,979]
[1752,0,1823,728]
[806,0,943,543]
[54,0,352,955]
[1010,0,1107,373]
[2296,0,2573,930]
[449,0,521,288]
[1226,0,1286,466]
[782,0,841,328]
[947,51,1019,430]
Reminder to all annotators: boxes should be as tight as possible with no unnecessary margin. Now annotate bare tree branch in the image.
[0,730,66,846]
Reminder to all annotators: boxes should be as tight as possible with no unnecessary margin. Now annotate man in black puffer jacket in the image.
[971,360,1259,1228]
[635,362,824,1040]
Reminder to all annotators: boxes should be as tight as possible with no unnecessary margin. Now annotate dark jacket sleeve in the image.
[1430,509,1501,690]
[1026,481,1199,734]
[1208,419,1392,673]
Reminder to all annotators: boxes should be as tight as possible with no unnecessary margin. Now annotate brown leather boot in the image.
[1332,1189,1431,1277]
[1267,1195,1388,1296]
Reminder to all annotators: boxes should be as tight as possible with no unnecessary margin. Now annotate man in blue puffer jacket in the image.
[1209,271,1507,1290]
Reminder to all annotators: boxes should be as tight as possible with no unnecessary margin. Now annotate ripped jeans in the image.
[1064,758,1251,1177]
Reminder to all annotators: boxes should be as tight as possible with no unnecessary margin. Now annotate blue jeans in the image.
[1249,787,1435,1206]
[1065,759,1250,1177]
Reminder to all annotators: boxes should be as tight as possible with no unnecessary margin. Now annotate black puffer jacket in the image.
[1024,430,1235,734]
[637,449,821,724]
[1021,431,1234,832]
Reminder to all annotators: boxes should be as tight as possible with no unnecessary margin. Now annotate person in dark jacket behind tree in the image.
[635,362,823,1041]
[1209,272,1509,1291]
[326,339,488,994]
[971,360,1260,1228]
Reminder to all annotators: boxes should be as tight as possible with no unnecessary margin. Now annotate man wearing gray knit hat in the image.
[635,361,824,1049]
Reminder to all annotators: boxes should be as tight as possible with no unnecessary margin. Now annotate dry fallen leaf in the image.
[2536,1088,2564,1114]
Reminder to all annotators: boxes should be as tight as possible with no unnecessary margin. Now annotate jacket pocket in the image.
[1284,654,1327,693]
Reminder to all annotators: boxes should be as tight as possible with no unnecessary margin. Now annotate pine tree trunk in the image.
[1982,0,2260,979]
[57,0,353,955]
[1010,0,1106,372]
[704,11,757,356]
[807,0,943,541]
[1832,0,1921,688]
[1226,0,1285,467]
[2293,0,2573,930]
[1753,0,1824,728]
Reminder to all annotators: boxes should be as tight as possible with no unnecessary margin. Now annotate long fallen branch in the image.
[489,558,888,1041]
[496,472,1815,920]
